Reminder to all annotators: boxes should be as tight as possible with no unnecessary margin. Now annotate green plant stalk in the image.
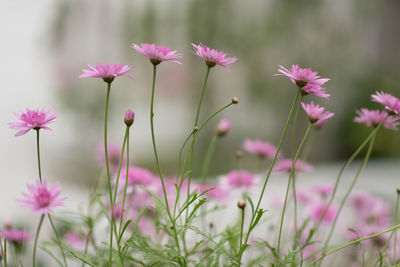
[307,224,400,267]
[319,132,377,263]
[33,215,45,267]
[36,130,42,183]
[149,64,181,255]
[1,237,7,267]
[238,207,246,266]
[239,89,301,262]
[119,127,130,236]
[48,215,67,266]
[394,192,400,264]
[82,229,92,267]
[276,123,313,263]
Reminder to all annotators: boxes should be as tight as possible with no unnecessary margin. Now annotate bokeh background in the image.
[1,0,400,216]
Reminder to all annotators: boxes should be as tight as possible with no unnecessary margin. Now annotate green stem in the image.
[394,192,400,264]
[119,127,130,236]
[82,230,92,267]
[319,132,377,262]
[33,215,45,267]
[36,129,42,182]
[276,123,313,262]
[200,135,219,184]
[238,207,245,266]
[307,224,400,267]
[48,215,67,266]
[112,127,128,205]
[103,82,114,267]
[1,237,7,267]
[239,89,300,262]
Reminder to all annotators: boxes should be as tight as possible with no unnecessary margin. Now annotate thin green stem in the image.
[307,224,400,267]
[1,238,7,267]
[112,127,128,205]
[36,129,42,182]
[201,135,219,184]
[394,192,400,264]
[320,132,377,262]
[33,215,45,267]
[239,90,301,262]
[195,66,211,126]
[276,123,313,262]
[238,207,245,266]
[82,230,92,267]
[48,215,67,266]
[119,127,130,236]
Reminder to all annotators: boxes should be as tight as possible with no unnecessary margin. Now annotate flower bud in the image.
[193,126,199,132]
[232,97,239,104]
[235,150,243,158]
[217,119,232,137]
[237,200,246,209]
[124,109,135,127]
[397,187,400,194]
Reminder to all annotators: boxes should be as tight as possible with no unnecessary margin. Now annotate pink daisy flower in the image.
[301,101,334,125]
[225,170,254,188]
[9,108,58,137]
[131,43,182,65]
[18,179,67,215]
[274,159,312,173]
[242,139,279,159]
[276,65,330,98]
[192,43,237,71]
[79,63,133,83]
[354,108,400,130]
[1,228,31,243]
[371,91,400,115]
[309,202,338,224]
[216,118,232,136]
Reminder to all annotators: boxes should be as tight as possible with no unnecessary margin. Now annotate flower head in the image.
[242,139,279,159]
[9,108,58,136]
[312,184,334,198]
[1,228,31,244]
[79,63,132,83]
[192,43,237,71]
[216,118,232,136]
[225,170,254,188]
[276,65,330,98]
[354,109,400,130]
[309,202,338,224]
[371,91,400,114]
[118,167,155,187]
[274,159,312,173]
[64,231,86,250]
[301,101,334,125]
[131,43,182,65]
[124,109,135,127]
[18,179,67,215]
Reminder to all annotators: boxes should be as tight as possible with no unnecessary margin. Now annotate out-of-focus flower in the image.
[1,228,31,244]
[124,109,135,127]
[354,108,400,130]
[294,188,313,204]
[18,179,66,215]
[111,204,123,220]
[64,231,86,250]
[371,91,400,115]
[97,142,126,172]
[198,184,229,201]
[274,159,312,173]
[118,167,155,187]
[276,65,330,98]
[9,108,58,136]
[350,192,391,227]
[79,63,132,83]
[192,43,237,70]
[313,184,334,198]
[216,118,232,137]
[242,139,279,159]
[225,171,254,188]
[131,43,182,65]
[309,202,338,224]
[301,101,334,125]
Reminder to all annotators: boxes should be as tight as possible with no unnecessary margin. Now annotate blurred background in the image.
[1,0,400,216]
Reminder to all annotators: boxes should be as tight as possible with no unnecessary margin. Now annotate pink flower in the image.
[371,91,400,114]
[79,63,132,83]
[225,171,254,188]
[9,108,58,136]
[276,65,330,98]
[118,167,155,187]
[312,184,334,198]
[131,43,182,65]
[354,108,400,130]
[97,142,126,172]
[242,139,279,159]
[198,184,229,201]
[294,189,313,204]
[110,204,124,220]
[124,109,135,127]
[64,231,86,250]
[18,179,67,215]
[274,159,312,173]
[216,118,232,136]
[1,228,31,243]
[192,43,237,71]
[301,101,334,125]
[309,202,338,224]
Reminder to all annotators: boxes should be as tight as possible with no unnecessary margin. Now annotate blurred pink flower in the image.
[354,108,400,130]
[79,63,132,83]
[301,101,334,125]
[274,159,312,173]
[97,142,126,172]
[18,179,66,215]
[225,170,254,188]
[312,184,334,198]
[198,184,229,201]
[64,231,86,250]
[371,91,400,114]
[192,43,237,71]
[1,228,31,244]
[118,166,155,187]
[350,192,391,227]
[242,139,279,159]
[131,43,182,65]
[294,188,313,204]
[111,204,124,220]
[9,107,58,136]
[276,65,330,98]
[309,202,338,224]
[216,118,232,136]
